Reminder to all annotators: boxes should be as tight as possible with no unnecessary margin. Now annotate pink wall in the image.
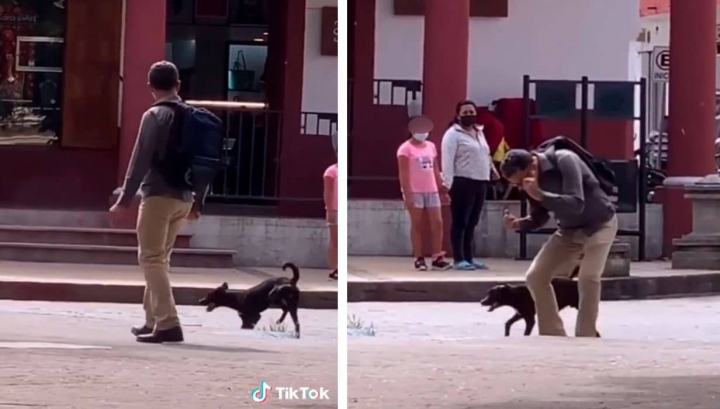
[117,0,167,185]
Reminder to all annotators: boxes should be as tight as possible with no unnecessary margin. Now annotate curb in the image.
[0,281,338,310]
[347,273,720,303]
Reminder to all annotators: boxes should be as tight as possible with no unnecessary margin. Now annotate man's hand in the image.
[186,209,201,220]
[522,177,543,201]
[490,166,500,181]
[502,209,519,230]
[109,202,127,214]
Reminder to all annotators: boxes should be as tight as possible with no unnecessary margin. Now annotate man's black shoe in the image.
[136,326,184,344]
[131,325,153,336]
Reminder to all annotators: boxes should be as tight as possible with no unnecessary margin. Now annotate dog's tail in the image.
[569,265,580,279]
[282,262,300,286]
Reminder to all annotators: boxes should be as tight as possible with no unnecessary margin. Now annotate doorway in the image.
[165,0,286,209]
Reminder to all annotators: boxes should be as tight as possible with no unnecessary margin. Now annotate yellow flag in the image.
[493,137,510,162]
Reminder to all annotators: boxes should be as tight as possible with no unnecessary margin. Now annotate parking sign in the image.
[651,46,670,83]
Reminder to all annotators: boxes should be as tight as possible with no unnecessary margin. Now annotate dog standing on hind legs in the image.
[198,262,301,338]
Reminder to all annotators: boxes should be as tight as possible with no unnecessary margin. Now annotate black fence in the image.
[187,102,283,205]
[517,75,648,261]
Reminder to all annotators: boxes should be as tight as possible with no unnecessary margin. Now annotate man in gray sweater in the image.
[109,61,207,343]
[500,148,617,337]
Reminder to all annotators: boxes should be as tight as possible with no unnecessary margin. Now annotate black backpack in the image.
[154,101,224,191]
[535,136,618,196]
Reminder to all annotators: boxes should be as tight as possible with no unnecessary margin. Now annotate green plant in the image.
[347,314,376,336]
[257,322,288,333]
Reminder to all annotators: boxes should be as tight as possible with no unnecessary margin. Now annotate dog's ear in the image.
[221,282,229,290]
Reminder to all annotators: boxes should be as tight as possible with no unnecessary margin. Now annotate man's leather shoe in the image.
[131,325,153,336]
[136,326,184,344]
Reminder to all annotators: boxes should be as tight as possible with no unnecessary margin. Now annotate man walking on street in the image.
[110,61,208,343]
[500,147,617,337]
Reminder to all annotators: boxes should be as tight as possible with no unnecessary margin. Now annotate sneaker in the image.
[431,257,452,271]
[468,260,489,270]
[414,257,428,271]
[453,261,476,271]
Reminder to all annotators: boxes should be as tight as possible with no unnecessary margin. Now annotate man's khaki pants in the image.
[137,196,192,331]
[525,215,618,337]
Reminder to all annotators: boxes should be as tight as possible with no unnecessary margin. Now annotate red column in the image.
[661,0,717,255]
[421,0,470,257]
[117,0,167,184]
[422,0,470,144]
[111,0,166,227]
[276,0,310,217]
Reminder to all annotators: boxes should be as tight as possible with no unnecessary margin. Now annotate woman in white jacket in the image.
[441,100,499,270]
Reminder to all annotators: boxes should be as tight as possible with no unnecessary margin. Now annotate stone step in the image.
[0,225,192,248]
[0,242,234,268]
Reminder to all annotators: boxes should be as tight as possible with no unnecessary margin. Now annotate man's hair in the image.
[148,61,179,91]
[500,149,534,178]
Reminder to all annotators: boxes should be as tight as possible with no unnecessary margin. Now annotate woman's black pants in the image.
[449,177,488,263]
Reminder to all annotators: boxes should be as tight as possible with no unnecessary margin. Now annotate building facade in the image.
[349,0,718,256]
[0,0,338,219]
[349,0,641,199]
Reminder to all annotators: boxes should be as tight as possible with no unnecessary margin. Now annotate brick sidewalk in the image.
[348,256,720,302]
[0,261,337,308]
[349,337,720,408]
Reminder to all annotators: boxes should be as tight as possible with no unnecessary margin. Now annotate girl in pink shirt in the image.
[323,162,338,281]
[397,126,451,271]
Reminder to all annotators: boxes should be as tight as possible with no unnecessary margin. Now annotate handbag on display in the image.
[228,49,254,92]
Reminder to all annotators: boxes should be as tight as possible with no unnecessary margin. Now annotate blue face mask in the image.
[412,132,429,141]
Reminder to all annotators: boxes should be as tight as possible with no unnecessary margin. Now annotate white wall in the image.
[640,10,720,87]
[302,0,338,113]
[374,0,640,106]
[639,14,669,51]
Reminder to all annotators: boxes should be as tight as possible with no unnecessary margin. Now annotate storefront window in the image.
[0,0,64,146]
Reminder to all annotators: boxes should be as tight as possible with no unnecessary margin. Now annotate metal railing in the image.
[189,101,283,204]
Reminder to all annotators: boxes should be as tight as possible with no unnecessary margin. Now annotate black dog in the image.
[480,267,600,337]
[198,262,301,338]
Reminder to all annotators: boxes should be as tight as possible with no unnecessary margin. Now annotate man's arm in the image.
[539,151,585,216]
[117,111,158,207]
[515,200,551,231]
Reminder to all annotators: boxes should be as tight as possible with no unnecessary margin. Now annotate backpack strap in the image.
[152,100,186,162]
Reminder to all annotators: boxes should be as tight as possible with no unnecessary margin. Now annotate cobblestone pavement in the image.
[0,301,337,408]
[348,298,720,408]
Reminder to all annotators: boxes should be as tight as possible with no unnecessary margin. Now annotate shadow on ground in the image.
[472,375,720,409]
